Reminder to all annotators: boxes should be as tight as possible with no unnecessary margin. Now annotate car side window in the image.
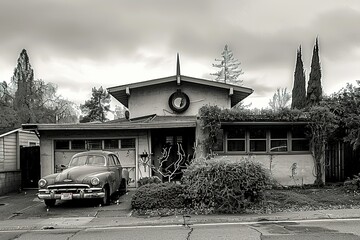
[108,156,115,166]
[112,155,121,166]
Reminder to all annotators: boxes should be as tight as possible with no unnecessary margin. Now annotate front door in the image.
[151,128,195,182]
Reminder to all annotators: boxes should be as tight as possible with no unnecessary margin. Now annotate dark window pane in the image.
[55,140,69,150]
[121,138,135,148]
[270,128,288,139]
[71,140,85,150]
[292,126,307,138]
[104,139,119,149]
[271,140,288,152]
[292,140,310,151]
[228,140,245,151]
[250,140,266,152]
[249,128,266,139]
[213,129,224,151]
[87,140,102,150]
[227,128,246,138]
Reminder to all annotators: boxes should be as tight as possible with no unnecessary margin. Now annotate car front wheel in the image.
[44,199,56,207]
[101,186,110,206]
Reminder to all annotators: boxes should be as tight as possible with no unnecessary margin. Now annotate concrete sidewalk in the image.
[1,189,360,231]
[1,206,360,231]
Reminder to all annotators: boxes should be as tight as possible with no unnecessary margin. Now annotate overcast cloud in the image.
[0,0,359,109]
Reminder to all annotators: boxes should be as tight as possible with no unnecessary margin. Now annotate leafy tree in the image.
[268,88,291,112]
[80,86,110,123]
[3,49,78,126]
[0,82,19,129]
[11,49,35,123]
[323,81,360,150]
[307,105,338,186]
[307,38,322,106]
[211,45,243,85]
[291,46,306,109]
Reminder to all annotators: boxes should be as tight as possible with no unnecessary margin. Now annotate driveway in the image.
[0,189,133,220]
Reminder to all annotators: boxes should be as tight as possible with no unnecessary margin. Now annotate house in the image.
[23,56,316,187]
[0,128,39,194]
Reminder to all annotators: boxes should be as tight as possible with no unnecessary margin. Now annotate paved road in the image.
[2,219,360,239]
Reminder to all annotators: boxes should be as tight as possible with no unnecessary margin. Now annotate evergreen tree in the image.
[80,86,110,123]
[291,46,306,109]
[11,49,35,123]
[211,45,243,85]
[307,38,322,106]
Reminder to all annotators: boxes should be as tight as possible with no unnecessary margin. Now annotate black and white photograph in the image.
[0,0,360,239]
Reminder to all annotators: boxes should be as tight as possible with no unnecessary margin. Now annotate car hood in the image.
[54,165,107,184]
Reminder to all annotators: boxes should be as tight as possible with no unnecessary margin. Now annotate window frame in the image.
[223,125,310,154]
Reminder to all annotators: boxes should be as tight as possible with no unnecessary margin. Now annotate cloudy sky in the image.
[1,0,360,110]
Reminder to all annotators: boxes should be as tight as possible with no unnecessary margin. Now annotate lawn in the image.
[251,184,360,214]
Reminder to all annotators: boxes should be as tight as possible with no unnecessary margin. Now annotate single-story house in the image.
[0,128,39,194]
[23,56,316,187]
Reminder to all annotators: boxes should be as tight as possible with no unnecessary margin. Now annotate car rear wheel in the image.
[101,186,110,206]
[44,199,56,207]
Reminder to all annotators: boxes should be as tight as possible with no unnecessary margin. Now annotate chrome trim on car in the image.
[47,184,90,189]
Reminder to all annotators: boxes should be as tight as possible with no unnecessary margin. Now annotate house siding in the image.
[19,131,39,146]
[3,133,17,171]
[0,131,23,195]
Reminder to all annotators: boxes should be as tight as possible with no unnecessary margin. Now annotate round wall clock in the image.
[168,90,190,113]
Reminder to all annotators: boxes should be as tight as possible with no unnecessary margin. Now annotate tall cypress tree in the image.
[306,38,322,106]
[291,46,306,109]
[11,49,35,123]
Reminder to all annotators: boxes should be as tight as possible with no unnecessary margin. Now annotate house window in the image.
[28,142,37,146]
[71,140,86,150]
[86,140,102,150]
[270,128,288,152]
[227,128,245,152]
[104,139,119,149]
[120,138,135,149]
[291,127,310,151]
[55,140,70,150]
[249,128,266,152]
[224,125,309,154]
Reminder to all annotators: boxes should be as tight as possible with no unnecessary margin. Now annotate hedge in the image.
[131,183,186,209]
[182,158,272,213]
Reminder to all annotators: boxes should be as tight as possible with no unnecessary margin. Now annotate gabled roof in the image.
[108,75,253,108]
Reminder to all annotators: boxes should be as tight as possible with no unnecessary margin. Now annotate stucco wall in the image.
[129,81,230,118]
[214,154,316,186]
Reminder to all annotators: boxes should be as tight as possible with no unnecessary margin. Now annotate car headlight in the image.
[91,177,100,186]
[38,179,47,188]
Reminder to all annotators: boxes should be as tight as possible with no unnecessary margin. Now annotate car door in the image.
[109,154,122,191]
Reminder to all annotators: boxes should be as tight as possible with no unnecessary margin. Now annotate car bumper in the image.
[38,189,105,200]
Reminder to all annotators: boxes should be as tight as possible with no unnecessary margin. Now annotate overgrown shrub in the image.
[137,176,162,187]
[182,158,272,213]
[131,183,186,209]
[344,173,360,191]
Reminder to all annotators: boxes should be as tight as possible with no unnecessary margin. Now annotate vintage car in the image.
[38,151,129,207]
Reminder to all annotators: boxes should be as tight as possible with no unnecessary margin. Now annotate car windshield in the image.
[69,155,106,167]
